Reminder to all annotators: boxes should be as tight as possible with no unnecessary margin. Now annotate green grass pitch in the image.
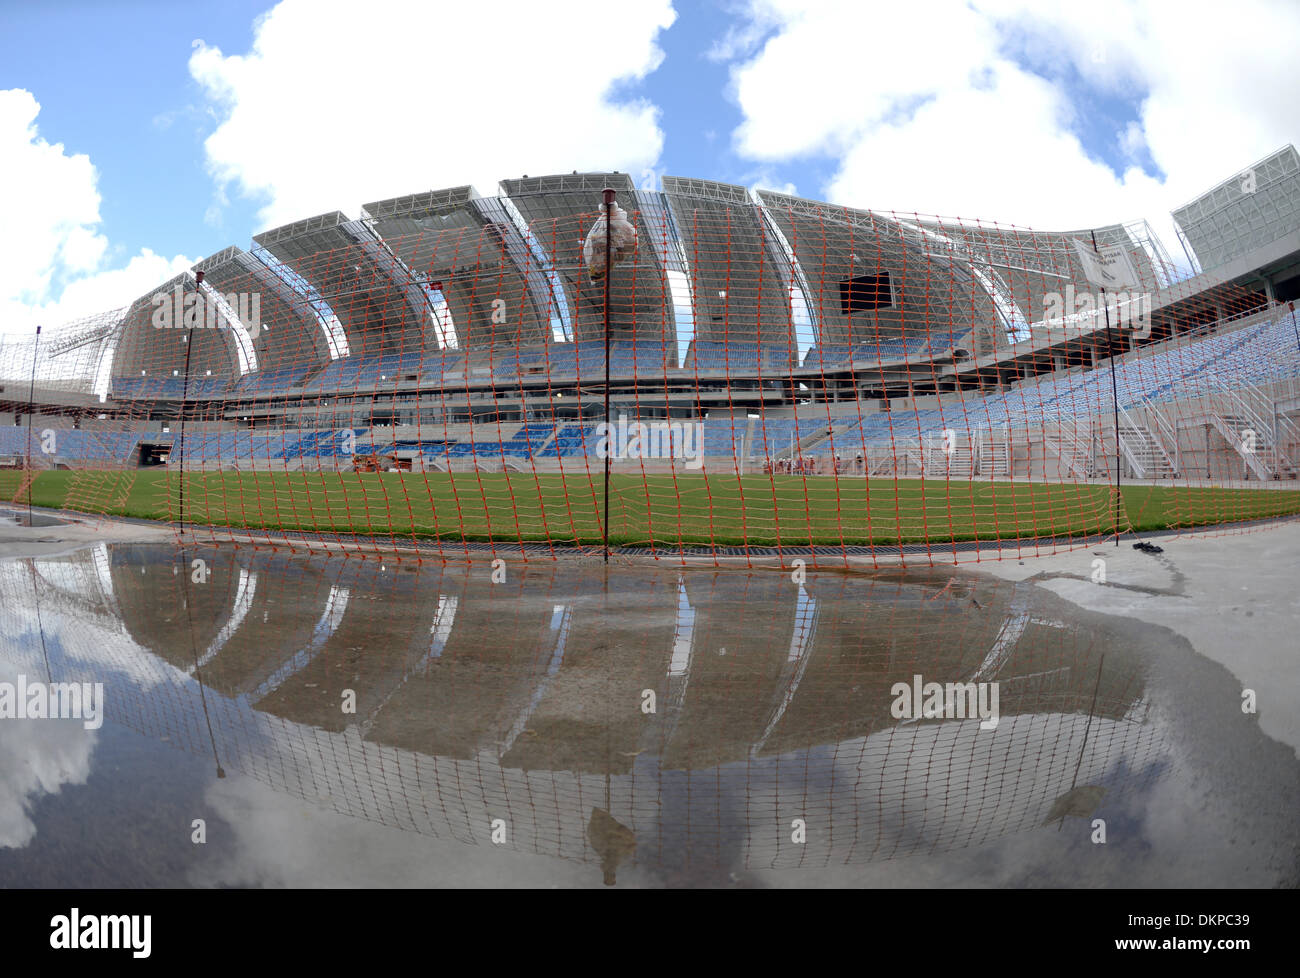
[2,469,1298,547]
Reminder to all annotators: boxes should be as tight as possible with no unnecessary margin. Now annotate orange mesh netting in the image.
[2,173,1298,567]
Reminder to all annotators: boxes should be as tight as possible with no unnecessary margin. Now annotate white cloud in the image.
[721,0,1300,255]
[15,250,196,336]
[0,89,195,337]
[704,0,785,63]
[979,0,1300,187]
[734,166,797,198]
[1118,120,1146,163]
[825,60,1167,228]
[190,0,677,231]
[729,1,1001,163]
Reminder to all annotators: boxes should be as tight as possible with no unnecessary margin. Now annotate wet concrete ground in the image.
[0,520,1296,887]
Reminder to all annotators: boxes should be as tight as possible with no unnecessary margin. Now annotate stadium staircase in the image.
[783,416,864,461]
[979,426,1011,476]
[941,442,977,478]
[1117,404,1179,479]
[1042,425,1094,479]
[793,421,837,456]
[915,431,977,477]
[1195,384,1299,480]
[867,452,901,476]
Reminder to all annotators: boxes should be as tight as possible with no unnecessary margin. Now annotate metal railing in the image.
[1140,396,1181,476]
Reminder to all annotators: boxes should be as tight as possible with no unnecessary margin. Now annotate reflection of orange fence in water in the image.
[2,178,1298,564]
[1,543,1168,876]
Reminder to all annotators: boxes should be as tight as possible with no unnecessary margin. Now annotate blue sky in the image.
[1,0,1297,334]
[0,0,268,262]
[0,0,1147,262]
[2,0,801,264]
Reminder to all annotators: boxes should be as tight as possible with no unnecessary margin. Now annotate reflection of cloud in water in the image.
[826,713,1162,863]
[195,769,608,888]
[0,556,177,696]
[0,665,97,850]
[0,542,1243,882]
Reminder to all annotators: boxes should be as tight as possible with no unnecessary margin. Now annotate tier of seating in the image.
[700,417,748,457]
[803,330,971,368]
[537,424,597,458]
[108,326,979,404]
[689,341,792,372]
[112,375,230,399]
[0,427,143,463]
[169,428,363,462]
[359,439,451,457]
[233,365,309,395]
[301,353,426,391]
[440,422,557,459]
[804,309,1300,451]
[59,309,1300,468]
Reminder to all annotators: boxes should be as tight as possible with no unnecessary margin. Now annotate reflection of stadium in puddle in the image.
[0,542,1245,884]
[0,506,68,528]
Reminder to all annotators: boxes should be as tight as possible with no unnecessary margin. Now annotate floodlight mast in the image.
[1090,230,1121,546]
[177,270,203,530]
[178,268,226,781]
[602,187,615,564]
[25,324,41,527]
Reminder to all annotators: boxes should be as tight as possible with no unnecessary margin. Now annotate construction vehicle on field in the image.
[352,452,412,473]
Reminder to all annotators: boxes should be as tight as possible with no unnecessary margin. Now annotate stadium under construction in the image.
[4,147,1299,893]
[1,146,1299,556]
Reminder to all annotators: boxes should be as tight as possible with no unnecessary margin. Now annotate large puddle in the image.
[0,507,68,528]
[0,543,1295,887]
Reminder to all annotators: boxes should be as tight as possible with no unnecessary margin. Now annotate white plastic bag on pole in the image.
[583,201,637,281]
